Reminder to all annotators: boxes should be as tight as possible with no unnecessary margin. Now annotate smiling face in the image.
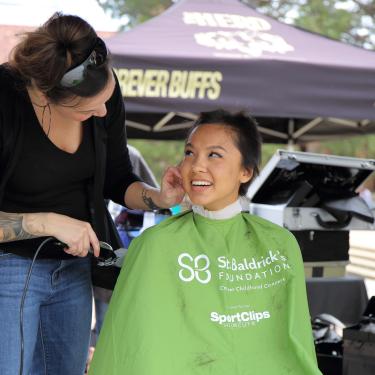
[180,123,252,211]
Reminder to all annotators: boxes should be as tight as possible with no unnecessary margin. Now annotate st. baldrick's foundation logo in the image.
[178,253,211,284]
[177,250,290,285]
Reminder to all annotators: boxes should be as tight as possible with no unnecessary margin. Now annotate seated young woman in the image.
[89,109,322,375]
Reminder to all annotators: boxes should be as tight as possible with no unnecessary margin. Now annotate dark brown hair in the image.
[9,12,110,103]
[187,109,262,196]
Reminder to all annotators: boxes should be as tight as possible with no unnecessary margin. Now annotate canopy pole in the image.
[287,119,295,151]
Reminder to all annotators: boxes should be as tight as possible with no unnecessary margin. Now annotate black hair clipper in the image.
[52,240,119,266]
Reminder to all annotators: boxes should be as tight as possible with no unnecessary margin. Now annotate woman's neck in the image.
[27,86,83,153]
[27,86,80,128]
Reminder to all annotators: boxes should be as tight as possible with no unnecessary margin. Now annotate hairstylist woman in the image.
[0,13,184,375]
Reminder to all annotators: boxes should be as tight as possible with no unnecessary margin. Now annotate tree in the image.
[97,0,173,28]
[247,0,375,50]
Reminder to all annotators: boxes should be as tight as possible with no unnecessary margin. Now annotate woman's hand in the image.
[125,167,185,211]
[158,166,185,208]
[23,212,100,257]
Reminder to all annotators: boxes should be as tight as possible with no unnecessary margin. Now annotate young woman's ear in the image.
[240,168,253,184]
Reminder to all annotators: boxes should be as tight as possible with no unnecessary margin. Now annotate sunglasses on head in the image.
[60,37,108,88]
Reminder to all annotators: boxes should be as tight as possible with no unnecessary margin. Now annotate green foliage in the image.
[261,143,284,166]
[97,0,173,28]
[128,139,184,183]
[310,134,375,159]
[295,0,352,40]
[246,0,375,49]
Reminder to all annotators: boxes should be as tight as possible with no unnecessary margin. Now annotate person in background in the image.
[107,144,160,219]
[0,13,183,375]
[128,144,159,188]
[89,110,322,375]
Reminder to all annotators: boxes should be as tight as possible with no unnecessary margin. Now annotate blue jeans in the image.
[0,250,92,375]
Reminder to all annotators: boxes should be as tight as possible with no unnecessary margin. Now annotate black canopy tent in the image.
[106,0,375,144]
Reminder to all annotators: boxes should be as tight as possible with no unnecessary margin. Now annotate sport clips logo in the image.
[210,309,271,327]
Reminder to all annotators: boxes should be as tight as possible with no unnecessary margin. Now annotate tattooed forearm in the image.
[141,189,161,211]
[0,211,40,242]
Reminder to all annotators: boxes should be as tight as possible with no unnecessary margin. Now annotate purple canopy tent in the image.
[106,0,375,144]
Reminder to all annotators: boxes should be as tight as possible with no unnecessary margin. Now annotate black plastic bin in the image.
[317,352,343,375]
[343,338,375,375]
[342,297,375,375]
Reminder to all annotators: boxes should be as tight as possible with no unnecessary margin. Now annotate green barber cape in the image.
[90,212,322,375]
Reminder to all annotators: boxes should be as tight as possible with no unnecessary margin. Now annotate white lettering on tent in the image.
[183,12,271,31]
[182,12,294,58]
[178,253,211,284]
[194,30,294,58]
